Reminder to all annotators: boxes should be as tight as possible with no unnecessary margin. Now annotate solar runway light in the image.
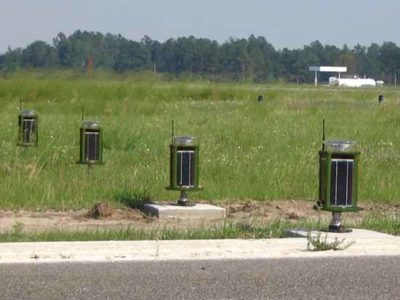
[18,106,38,147]
[166,121,203,206]
[317,119,362,232]
[378,94,384,104]
[77,110,103,169]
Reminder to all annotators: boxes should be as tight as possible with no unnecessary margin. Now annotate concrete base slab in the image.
[285,228,395,239]
[142,203,226,219]
[1,230,399,264]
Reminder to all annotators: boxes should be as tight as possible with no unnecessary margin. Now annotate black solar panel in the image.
[85,130,100,161]
[22,118,36,144]
[330,159,353,206]
[177,150,195,187]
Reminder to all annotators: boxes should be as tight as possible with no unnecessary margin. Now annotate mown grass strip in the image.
[1,216,398,243]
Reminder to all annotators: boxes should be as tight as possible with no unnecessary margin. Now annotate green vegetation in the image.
[1,215,398,242]
[306,231,355,251]
[1,30,399,84]
[359,215,400,235]
[0,72,399,210]
[1,219,300,242]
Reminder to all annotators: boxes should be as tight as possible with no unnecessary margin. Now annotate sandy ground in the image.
[0,200,399,233]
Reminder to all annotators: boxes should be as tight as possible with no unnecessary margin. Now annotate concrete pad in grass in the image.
[142,203,226,219]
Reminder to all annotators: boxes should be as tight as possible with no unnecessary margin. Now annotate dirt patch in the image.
[0,200,398,233]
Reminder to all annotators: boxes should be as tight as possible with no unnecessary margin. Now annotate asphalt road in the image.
[1,256,399,300]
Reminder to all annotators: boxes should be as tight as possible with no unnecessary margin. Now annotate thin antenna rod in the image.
[322,119,326,150]
[171,120,175,142]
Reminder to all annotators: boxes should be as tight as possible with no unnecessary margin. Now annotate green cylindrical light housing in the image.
[318,140,361,213]
[77,120,103,165]
[167,136,203,205]
[168,136,202,190]
[18,109,38,147]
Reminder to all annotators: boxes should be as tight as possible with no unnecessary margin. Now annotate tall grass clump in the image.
[0,71,399,209]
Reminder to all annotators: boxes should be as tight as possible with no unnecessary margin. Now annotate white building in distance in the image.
[309,66,383,87]
[309,66,347,86]
[329,76,378,87]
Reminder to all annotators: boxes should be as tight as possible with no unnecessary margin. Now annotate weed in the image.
[306,231,355,251]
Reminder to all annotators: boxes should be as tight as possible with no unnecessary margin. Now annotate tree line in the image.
[1,30,399,83]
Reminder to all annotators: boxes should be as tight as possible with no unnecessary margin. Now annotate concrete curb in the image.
[0,229,398,264]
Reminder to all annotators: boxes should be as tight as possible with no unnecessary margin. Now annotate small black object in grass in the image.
[378,94,384,104]
[257,95,264,102]
[18,108,38,147]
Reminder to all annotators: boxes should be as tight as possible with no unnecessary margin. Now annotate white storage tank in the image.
[329,77,376,87]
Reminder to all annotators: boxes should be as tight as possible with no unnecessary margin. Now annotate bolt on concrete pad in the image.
[142,203,226,219]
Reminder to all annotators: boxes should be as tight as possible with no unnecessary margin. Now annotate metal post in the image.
[314,71,318,86]
[329,212,342,230]
[178,190,194,206]
[87,161,94,175]
[329,212,352,232]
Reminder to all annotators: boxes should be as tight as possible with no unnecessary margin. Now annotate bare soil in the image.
[0,200,398,233]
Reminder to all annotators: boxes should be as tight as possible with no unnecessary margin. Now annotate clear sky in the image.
[1,0,399,53]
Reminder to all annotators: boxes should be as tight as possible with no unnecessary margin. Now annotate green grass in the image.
[0,219,325,242]
[358,215,400,235]
[0,71,400,209]
[1,215,398,242]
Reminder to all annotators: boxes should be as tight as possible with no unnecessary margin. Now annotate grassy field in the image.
[0,71,399,210]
